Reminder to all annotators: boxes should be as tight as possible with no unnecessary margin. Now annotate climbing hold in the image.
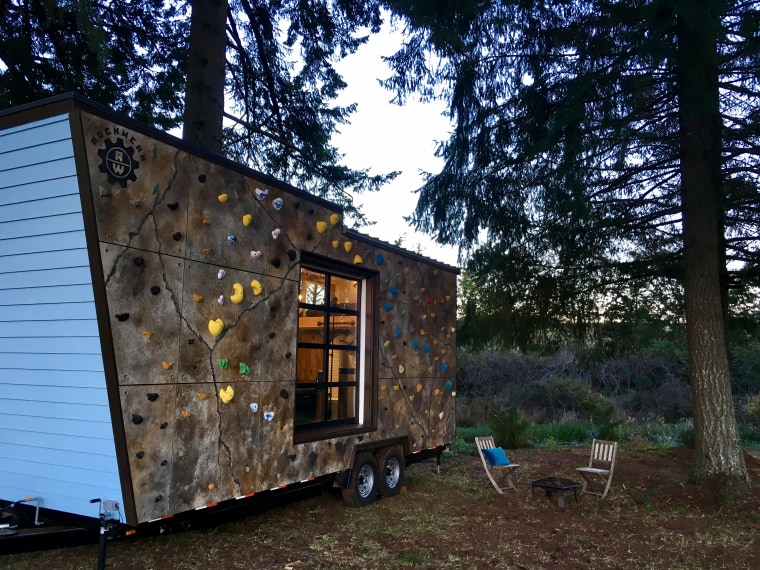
[198,174,207,183]
[439,412,445,419]
[444,379,453,390]
[217,193,228,203]
[167,202,179,211]
[309,451,318,462]
[273,197,284,210]
[129,199,141,207]
[150,286,161,295]
[242,213,252,226]
[250,250,262,259]
[217,295,224,305]
[172,232,182,241]
[160,421,168,429]
[147,393,159,401]
[383,302,392,311]
[343,242,352,253]
[230,283,244,304]
[219,385,234,403]
[412,340,419,352]
[331,240,339,249]
[131,414,143,425]
[202,248,212,255]
[287,250,296,261]
[268,332,276,339]
[208,319,224,336]
[423,344,430,353]
[306,233,313,241]
[99,186,111,197]
[442,362,449,373]
[116,313,129,322]
[217,269,225,279]
[375,253,384,265]
[197,393,208,400]
[416,383,423,393]
[264,411,275,421]
[228,235,237,244]
[433,268,439,276]
[143,331,154,339]
[239,362,250,375]
[393,385,400,391]
[316,221,328,233]
[208,483,215,491]
[202,218,211,225]
[217,358,229,369]
[133,257,144,266]
[161,459,168,466]
[446,295,451,302]
[136,451,144,459]
[409,395,415,401]
[279,389,289,399]
[395,327,402,339]
[255,187,268,200]
[271,258,281,268]
[420,329,426,336]
[271,228,281,239]
[398,365,405,374]
[193,294,203,303]
[354,255,363,264]
[285,352,292,359]
[161,361,173,370]
[392,353,398,359]
[249,403,258,413]
[330,213,340,225]
[186,339,194,344]
[251,279,263,295]
[434,389,441,396]
[384,340,390,348]
[270,305,278,312]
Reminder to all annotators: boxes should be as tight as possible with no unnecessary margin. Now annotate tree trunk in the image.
[676,0,749,497]
[183,0,228,153]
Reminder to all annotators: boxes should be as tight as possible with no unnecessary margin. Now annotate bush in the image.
[488,407,532,449]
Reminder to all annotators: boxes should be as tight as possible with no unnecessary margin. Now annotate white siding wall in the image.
[0,115,123,519]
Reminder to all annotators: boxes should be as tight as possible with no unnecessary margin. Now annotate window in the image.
[295,257,376,436]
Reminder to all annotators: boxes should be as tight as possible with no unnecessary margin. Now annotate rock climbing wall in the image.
[81,110,456,523]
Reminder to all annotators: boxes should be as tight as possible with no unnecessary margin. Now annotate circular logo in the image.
[97,138,139,188]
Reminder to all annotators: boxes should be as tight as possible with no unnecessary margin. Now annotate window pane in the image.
[329,275,358,309]
[300,268,326,306]
[296,347,324,383]
[295,387,325,425]
[329,316,356,345]
[329,386,356,420]
[298,310,325,340]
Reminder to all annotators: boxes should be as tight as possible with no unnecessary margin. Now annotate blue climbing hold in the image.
[395,327,402,339]
[444,379,452,389]
[389,287,399,298]
[228,235,237,244]
[376,253,384,266]
[412,340,419,352]
[383,302,393,311]
[423,344,430,353]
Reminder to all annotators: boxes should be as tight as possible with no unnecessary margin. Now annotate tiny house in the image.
[0,94,458,530]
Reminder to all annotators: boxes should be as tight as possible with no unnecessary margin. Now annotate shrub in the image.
[488,407,532,449]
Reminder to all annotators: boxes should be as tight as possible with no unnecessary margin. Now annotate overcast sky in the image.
[331,25,460,268]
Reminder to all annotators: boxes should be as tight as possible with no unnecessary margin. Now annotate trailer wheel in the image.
[376,446,405,497]
[341,452,379,507]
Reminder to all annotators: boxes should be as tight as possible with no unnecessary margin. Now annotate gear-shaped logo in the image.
[97,138,139,188]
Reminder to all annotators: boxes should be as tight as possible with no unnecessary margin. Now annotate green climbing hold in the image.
[239,362,250,375]
[217,358,229,369]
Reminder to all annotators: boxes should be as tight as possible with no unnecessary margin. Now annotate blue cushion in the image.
[482,446,510,466]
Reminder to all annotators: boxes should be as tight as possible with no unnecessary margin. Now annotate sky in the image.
[330,26,461,269]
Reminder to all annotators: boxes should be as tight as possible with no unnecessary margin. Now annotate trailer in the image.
[0,94,457,539]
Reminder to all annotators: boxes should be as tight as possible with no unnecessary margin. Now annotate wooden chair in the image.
[475,436,521,494]
[576,439,618,500]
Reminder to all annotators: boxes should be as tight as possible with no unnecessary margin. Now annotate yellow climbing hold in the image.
[193,293,203,303]
[181,410,191,418]
[219,385,234,404]
[230,282,244,304]
[409,395,415,401]
[242,213,252,226]
[420,329,426,336]
[446,295,451,302]
[331,240,339,249]
[380,385,387,391]
[398,365,405,374]
[353,255,363,264]
[330,213,340,225]
[251,279,263,296]
[393,385,400,391]
[202,248,212,255]
[416,383,423,393]
[316,221,328,233]
[208,483,215,491]
[162,361,173,370]
[343,241,352,253]
[202,218,211,225]
[217,194,228,203]
[143,331,154,339]
[208,318,224,336]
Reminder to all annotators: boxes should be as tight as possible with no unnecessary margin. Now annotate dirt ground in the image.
[3,447,760,570]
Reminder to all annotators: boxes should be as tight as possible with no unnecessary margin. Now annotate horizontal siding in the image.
[0,114,123,519]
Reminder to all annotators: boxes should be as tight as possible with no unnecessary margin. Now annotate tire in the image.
[341,452,379,507]
[376,445,405,497]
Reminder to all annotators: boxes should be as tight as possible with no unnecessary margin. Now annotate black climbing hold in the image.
[146,393,159,401]
[269,305,277,313]
[306,233,313,241]
[167,202,179,210]
[294,202,300,209]
[172,231,182,241]
[136,451,144,459]
[160,460,168,466]
[357,435,364,442]
[403,341,407,346]
[287,453,297,461]
[279,389,289,399]
[308,451,318,463]
[134,257,145,266]
[271,258,281,268]
[186,339,194,344]
[116,313,130,322]
[308,208,314,215]
[160,421,168,429]
[268,332,276,339]
[131,414,143,425]
[335,442,344,451]
[150,286,161,295]
[286,250,296,261]
[198,174,206,182]
[285,352,292,359]
[155,495,163,502]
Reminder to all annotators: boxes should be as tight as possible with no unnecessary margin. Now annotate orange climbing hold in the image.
[143,331,154,339]
[162,361,173,370]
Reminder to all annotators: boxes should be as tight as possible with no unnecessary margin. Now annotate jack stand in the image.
[91,498,121,570]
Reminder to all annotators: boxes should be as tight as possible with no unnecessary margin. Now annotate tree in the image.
[382,0,759,494]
